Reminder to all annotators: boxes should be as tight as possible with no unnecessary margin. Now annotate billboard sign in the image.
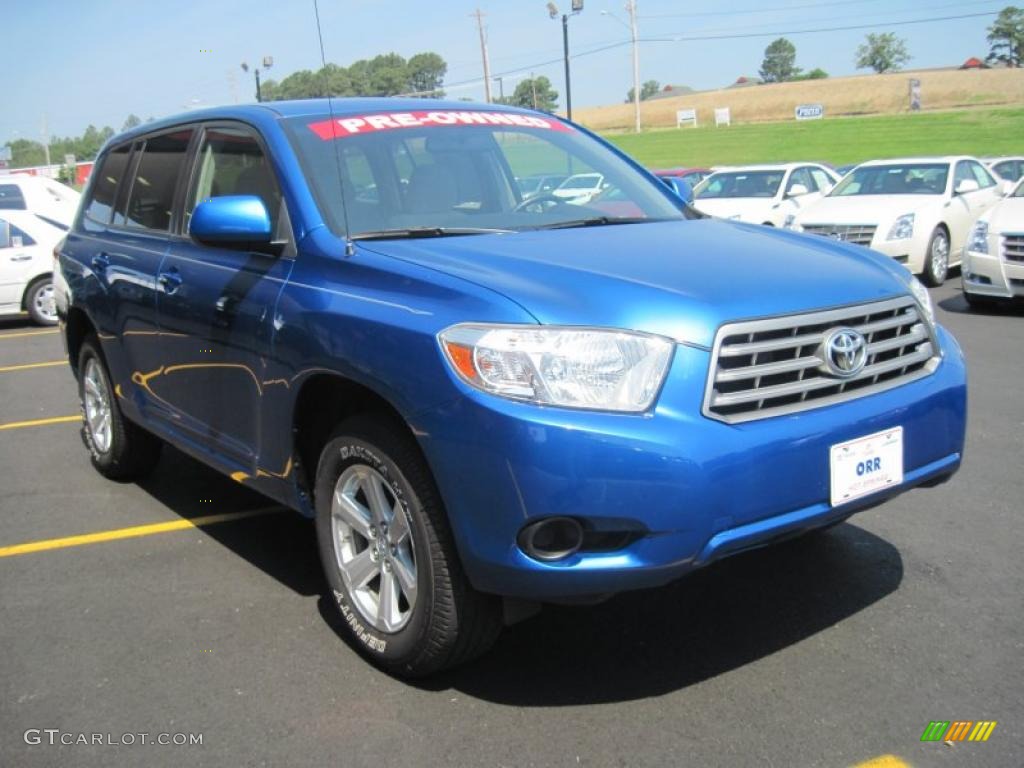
[795,104,825,121]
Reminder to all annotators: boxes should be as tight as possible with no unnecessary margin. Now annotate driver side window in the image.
[187,126,283,235]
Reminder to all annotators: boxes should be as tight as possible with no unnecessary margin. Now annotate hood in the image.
[797,194,942,226]
[363,219,911,348]
[692,197,776,224]
[984,197,1024,233]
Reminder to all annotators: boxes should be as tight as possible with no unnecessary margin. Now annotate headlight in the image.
[907,276,935,327]
[439,324,674,412]
[887,213,915,241]
[967,220,990,254]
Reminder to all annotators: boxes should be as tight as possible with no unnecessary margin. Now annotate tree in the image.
[501,76,559,112]
[122,114,142,131]
[626,80,660,103]
[790,68,829,81]
[986,6,1024,67]
[855,33,911,73]
[760,38,800,83]
[407,52,447,97]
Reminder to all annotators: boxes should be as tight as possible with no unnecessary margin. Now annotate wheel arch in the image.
[291,372,427,502]
[64,305,97,376]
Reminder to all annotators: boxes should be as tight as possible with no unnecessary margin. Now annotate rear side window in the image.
[0,217,36,248]
[123,130,194,232]
[83,145,132,225]
[0,183,27,210]
[186,126,282,231]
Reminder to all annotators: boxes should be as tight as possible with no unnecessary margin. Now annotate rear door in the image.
[0,216,43,308]
[153,123,294,465]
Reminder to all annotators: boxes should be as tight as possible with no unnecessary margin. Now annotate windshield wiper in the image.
[527,216,666,231]
[350,226,512,241]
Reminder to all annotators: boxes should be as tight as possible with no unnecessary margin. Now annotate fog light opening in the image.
[518,517,584,562]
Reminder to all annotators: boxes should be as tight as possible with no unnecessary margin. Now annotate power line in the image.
[643,0,891,20]
[646,10,1000,43]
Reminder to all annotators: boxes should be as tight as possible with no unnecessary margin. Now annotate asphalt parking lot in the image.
[0,282,1021,768]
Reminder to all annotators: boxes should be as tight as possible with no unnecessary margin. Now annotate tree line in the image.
[260,52,447,100]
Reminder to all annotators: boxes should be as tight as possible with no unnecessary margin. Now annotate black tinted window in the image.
[0,184,27,211]
[83,145,132,224]
[124,130,193,232]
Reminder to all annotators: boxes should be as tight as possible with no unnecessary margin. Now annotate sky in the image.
[1,0,1009,147]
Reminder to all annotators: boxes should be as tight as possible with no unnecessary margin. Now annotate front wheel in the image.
[314,415,501,677]
[922,227,950,287]
[25,276,57,326]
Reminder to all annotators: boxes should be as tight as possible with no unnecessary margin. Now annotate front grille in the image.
[704,297,939,423]
[802,223,878,247]
[1003,234,1024,263]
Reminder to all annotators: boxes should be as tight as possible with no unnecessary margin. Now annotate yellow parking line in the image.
[852,756,912,768]
[0,415,80,431]
[0,360,65,373]
[0,329,60,340]
[0,507,284,558]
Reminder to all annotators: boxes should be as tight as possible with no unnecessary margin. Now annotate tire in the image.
[314,414,501,677]
[24,276,58,326]
[922,226,950,287]
[78,337,162,481]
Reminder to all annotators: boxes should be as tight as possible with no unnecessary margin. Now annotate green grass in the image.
[602,108,1024,168]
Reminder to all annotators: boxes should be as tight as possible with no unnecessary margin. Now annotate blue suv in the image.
[56,99,966,676]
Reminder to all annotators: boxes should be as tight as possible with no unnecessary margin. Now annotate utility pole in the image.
[41,114,51,170]
[472,9,493,103]
[627,0,641,133]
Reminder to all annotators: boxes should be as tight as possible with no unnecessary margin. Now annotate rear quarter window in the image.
[0,183,27,211]
[82,145,132,227]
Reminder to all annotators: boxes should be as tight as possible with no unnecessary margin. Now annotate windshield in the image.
[285,110,683,237]
[695,171,784,199]
[831,164,949,196]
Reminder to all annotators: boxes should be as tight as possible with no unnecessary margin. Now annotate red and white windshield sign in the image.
[307,110,573,139]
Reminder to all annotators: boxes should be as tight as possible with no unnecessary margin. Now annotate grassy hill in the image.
[603,108,1024,168]
[576,67,1024,132]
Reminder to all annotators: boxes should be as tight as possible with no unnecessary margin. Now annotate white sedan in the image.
[691,163,840,228]
[961,178,1024,309]
[552,173,606,205]
[982,156,1024,184]
[790,157,1005,286]
[0,174,81,229]
[0,210,64,325]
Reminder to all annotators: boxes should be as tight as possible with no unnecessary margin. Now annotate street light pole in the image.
[548,1,583,120]
[242,56,273,103]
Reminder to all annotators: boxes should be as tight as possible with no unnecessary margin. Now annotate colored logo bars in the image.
[920,721,997,742]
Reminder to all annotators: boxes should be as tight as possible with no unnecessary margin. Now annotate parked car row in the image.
[0,174,80,325]
[689,156,1023,298]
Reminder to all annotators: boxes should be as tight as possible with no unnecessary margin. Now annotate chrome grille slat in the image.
[703,297,940,423]
[802,223,878,247]
[1003,233,1024,263]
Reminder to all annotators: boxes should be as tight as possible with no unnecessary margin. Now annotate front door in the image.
[152,124,294,465]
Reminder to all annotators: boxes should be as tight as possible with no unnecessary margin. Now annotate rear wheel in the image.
[78,337,162,480]
[922,227,950,287]
[25,276,57,326]
[314,414,501,677]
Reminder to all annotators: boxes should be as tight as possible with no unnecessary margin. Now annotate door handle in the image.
[91,253,110,272]
[214,294,238,314]
[157,268,183,293]
[10,254,32,262]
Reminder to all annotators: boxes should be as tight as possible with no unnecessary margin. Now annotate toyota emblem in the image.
[821,328,867,378]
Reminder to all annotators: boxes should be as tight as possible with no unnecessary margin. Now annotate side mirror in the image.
[664,177,694,204]
[955,179,980,195]
[787,183,809,198]
[190,195,272,248]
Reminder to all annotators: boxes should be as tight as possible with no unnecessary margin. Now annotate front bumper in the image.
[865,235,924,272]
[414,326,967,600]
[962,248,1024,299]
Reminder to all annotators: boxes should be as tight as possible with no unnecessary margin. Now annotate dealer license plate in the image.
[829,427,904,507]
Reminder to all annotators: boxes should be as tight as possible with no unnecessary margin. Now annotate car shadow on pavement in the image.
[135,444,324,597]
[938,291,1024,316]
[417,523,903,706]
